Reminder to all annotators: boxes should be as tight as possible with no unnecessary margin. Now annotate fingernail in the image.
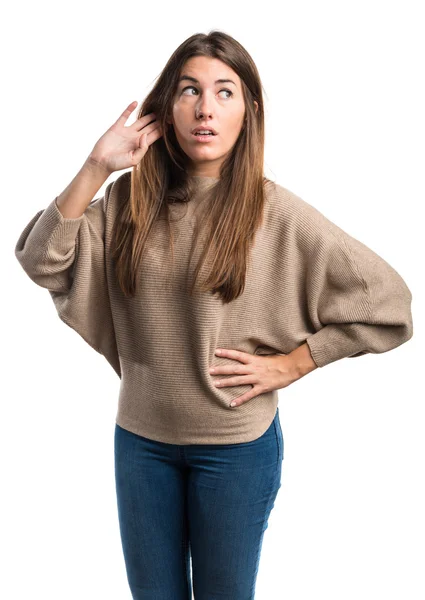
[230,401,236,407]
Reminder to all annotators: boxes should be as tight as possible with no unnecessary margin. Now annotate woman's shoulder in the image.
[266,180,324,218]
[264,180,324,223]
[264,180,352,248]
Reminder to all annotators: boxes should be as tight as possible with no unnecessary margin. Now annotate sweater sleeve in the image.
[14,180,121,378]
[295,200,414,368]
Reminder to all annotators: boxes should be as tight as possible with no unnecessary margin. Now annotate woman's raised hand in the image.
[88,101,163,174]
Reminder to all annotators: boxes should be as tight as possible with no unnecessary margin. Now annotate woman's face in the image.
[168,56,256,178]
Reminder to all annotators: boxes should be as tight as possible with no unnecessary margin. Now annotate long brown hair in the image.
[110,30,273,304]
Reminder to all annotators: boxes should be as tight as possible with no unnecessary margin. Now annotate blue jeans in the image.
[114,407,284,599]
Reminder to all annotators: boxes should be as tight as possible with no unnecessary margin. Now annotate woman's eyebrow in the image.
[178,75,237,86]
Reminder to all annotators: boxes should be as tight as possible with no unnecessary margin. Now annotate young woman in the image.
[15,30,413,599]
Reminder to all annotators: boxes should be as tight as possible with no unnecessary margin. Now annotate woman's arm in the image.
[55,157,111,219]
[14,162,113,294]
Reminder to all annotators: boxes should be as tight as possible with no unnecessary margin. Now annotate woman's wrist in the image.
[285,342,318,380]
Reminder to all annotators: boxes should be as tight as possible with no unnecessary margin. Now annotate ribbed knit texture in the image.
[15,172,413,444]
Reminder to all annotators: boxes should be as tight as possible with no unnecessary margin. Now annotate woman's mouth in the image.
[191,132,217,142]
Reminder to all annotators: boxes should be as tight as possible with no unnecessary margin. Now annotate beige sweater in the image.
[15,172,413,444]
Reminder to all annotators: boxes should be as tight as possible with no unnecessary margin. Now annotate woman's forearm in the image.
[55,156,112,219]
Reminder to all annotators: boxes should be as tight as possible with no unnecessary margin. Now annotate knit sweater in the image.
[15,172,413,444]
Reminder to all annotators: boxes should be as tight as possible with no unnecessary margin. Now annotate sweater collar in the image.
[186,176,220,202]
[188,175,219,189]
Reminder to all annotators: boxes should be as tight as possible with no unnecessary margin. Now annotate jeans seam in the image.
[273,416,282,463]
[249,487,279,598]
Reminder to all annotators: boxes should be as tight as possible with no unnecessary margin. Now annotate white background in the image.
[2,0,424,598]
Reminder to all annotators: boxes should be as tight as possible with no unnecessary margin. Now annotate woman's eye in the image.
[181,86,233,99]
[182,86,197,96]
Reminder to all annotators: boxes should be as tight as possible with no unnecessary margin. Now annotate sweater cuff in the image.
[305,324,368,368]
[37,196,85,252]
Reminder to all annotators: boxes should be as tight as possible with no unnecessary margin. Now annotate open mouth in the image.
[192,131,218,142]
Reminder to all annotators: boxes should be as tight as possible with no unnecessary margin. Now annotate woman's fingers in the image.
[139,124,163,149]
[139,119,162,139]
[131,112,159,132]
[114,101,140,127]
[149,125,163,143]
[114,101,158,131]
